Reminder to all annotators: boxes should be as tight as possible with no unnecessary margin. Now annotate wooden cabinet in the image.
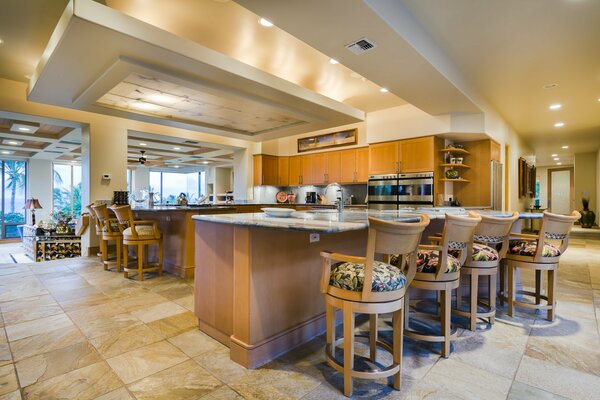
[311,153,327,184]
[253,155,278,186]
[356,147,369,182]
[288,156,302,186]
[277,157,289,186]
[369,141,399,175]
[301,154,313,185]
[368,137,436,174]
[340,150,356,183]
[339,147,369,183]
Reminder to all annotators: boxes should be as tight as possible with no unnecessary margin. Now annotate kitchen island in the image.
[193,209,542,368]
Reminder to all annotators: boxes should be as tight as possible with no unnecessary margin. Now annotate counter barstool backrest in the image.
[91,203,120,234]
[86,203,101,234]
[536,211,581,261]
[472,212,520,260]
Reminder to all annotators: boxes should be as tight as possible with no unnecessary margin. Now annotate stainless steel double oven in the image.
[367,172,434,210]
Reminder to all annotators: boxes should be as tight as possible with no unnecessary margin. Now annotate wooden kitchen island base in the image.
[194,220,367,369]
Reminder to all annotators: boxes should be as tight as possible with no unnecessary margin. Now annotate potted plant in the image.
[580,196,596,228]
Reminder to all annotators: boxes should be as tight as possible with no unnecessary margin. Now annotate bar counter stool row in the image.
[320,210,580,397]
[87,203,163,280]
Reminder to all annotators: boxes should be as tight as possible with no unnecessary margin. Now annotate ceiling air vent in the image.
[184,140,199,145]
[345,37,377,55]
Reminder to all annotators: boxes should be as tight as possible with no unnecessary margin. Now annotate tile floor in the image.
[0,237,599,399]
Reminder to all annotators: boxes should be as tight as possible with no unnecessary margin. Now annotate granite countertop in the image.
[192,208,543,233]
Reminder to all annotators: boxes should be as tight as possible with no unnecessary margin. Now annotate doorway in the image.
[1,160,27,240]
[548,167,574,214]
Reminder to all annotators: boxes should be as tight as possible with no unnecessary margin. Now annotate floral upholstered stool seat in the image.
[452,213,519,331]
[320,216,429,397]
[502,211,579,322]
[403,213,481,358]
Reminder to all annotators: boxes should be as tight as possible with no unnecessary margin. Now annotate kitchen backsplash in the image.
[252,184,368,204]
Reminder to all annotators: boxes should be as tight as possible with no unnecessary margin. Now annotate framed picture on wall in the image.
[297,128,357,153]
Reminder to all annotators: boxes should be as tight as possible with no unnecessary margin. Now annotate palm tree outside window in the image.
[1,160,27,239]
[52,163,82,218]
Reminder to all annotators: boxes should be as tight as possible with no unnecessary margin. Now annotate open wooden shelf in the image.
[440,148,470,155]
[439,163,470,168]
[439,178,470,183]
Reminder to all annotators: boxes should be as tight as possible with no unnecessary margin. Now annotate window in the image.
[53,163,82,217]
[149,171,206,204]
[1,160,27,239]
[126,169,132,193]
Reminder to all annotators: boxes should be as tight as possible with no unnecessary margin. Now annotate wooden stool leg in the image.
[535,270,542,305]
[343,302,355,397]
[115,240,121,272]
[441,289,451,358]
[137,244,144,281]
[123,244,128,278]
[456,274,463,310]
[101,240,108,270]
[392,306,404,390]
[369,314,378,362]
[326,303,335,357]
[508,264,515,317]
[489,272,497,324]
[499,262,505,306]
[158,242,164,276]
[404,290,410,330]
[548,269,557,321]
[470,273,478,331]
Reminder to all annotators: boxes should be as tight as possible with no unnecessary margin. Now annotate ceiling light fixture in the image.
[9,121,40,133]
[132,102,162,112]
[380,87,389,93]
[139,142,147,146]
[173,165,180,168]
[2,139,23,146]
[554,122,565,128]
[553,157,560,161]
[551,154,558,157]
[549,103,562,110]
[202,161,210,164]
[557,162,562,165]
[173,147,181,150]
[148,93,178,105]
[329,58,339,65]
[259,18,273,27]
[562,145,569,149]
[0,38,3,45]
[1,150,14,155]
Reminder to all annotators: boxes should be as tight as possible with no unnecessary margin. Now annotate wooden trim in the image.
[547,167,574,213]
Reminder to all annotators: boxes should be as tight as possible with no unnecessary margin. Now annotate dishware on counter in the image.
[276,191,288,203]
[287,192,296,203]
[450,157,457,164]
[305,191,317,204]
[261,208,296,218]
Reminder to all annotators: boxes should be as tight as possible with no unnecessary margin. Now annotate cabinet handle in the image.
[299,175,302,185]
[395,161,399,172]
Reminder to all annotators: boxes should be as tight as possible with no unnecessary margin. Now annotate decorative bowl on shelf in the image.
[448,144,464,149]
[445,169,460,179]
[261,208,296,218]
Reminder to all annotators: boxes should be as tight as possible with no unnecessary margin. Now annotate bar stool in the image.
[453,212,519,330]
[91,203,123,272]
[320,215,430,397]
[86,203,102,258]
[109,204,163,281]
[404,213,481,358]
[502,211,580,321]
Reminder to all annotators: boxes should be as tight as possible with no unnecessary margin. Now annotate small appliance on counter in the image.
[305,191,317,204]
[225,191,234,204]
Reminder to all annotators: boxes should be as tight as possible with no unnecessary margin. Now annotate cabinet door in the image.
[326,151,341,184]
[278,157,289,186]
[253,155,262,186]
[288,156,302,186]
[356,147,369,182]
[301,154,313,185]
[253,155,278,185]
[311,153,327,185]
[369,142,399,175]
[339,149,356,183]
[400,137,434,173]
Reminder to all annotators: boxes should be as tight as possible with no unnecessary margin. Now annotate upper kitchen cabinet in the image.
[340,148,369,183]
[311,151,341,185]
[253,155,278,186]
[289,155,313,185]
[368,136,438,174]
[278,157,289,186]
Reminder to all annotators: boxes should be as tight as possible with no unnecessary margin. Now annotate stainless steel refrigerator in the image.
[491,160,503,210]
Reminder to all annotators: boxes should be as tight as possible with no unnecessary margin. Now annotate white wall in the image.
[215,167,232,194]
[132,166,150,191]
[27,159,53,223]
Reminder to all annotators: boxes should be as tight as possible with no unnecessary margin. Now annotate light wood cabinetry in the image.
[368,141,399,175]
[253,155,278,186]
[340,149,356,183]
[289,156,302,186]
[339,148,369,183]
[301,154,313,185]
[311,153,327,184]
[356,147,369,182]
[368,136,436,175]
[278,157,289,186]
[326,151,341,183]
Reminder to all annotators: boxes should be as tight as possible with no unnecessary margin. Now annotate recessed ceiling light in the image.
[551,153,558,157]
[148,93,178,105]
[132,102,162,112]
[554,122,565,128]
[173,147,181,151]
[561,145,569,149]
[1,150,14,155]
[597,98,600,102]
[380,87,389,93]
[259,18,273,27]
[556,162,562,165]
[202,161,210,164]
[2,139,23,146]
[549,103,562,110]
[10,121,40,133]
[329,58,339,65]
[553,157,560,161]
[0,38,4,45]
[139,142,147,146]
[173,165,180,168]
[543,83,559,89]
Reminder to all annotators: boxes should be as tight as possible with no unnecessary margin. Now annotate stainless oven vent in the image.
[345,37,377,55]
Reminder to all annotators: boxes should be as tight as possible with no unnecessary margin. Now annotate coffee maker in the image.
[305,191,317,204]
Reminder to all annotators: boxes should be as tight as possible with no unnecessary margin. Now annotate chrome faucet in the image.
[325,182,344,212]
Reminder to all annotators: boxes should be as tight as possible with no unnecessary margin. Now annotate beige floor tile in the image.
[76,313,142,339]
[57,292,112,312]
[0,365,18,396]
[90,323,164,359]
[22,361,122,400]
[167,329,225,357]
[49,286,104,302]
[193,347,250,385]
[106,340,189,384]
[10,325,86,362]
[154,285,194,301]
[67,302,127,324]
[0,280,48,303]
[515,355,600,400]
[5,313,73,342]
[146,311,197,338]
[16,341,102,387]
[0,390,21,400]
[173,295,194,311]
[116,291,169,312]
[200,386,244,400]
[0,344,11,367]
[507,381,568,399]
[93,387,134,400]
[130,301,187,323]
[0,295,62,326]
[0,330,5,344]
[127,359,222,399]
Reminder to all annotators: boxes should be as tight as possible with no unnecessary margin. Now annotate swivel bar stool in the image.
[320,215,429,397]
[91,203,123,272]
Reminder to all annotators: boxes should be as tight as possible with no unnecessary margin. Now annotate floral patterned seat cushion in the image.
[450,243,499,262]
[508,240,561,257]
[101,220,121,233]
[329,261,407,292]
[416,250,461,273]
[122,225,155,237]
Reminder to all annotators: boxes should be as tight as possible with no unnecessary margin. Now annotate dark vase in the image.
[580,197,596,228]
